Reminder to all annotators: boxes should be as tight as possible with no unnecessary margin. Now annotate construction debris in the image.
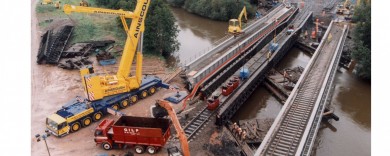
[37,26,115,67]
[96,49,116,66]
[237,118,274,145]
[57,56,92,70]
[80,40,115,48]
[61,43,93,58]
[37,25,74,64]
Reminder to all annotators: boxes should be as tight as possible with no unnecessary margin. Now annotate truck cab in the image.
[94,119,115,149]
[46,114,70,137]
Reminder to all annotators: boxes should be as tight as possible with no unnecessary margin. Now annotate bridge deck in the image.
[256,22,348,156]
[185,6,289,77]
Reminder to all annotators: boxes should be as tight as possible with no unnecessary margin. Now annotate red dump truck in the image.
[94,116,171,154]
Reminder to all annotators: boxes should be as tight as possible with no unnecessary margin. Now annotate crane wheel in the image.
[120,100,129,108]
[112,104,119,110]
[147,146,157,154]
[140,90,148,99]
[129,95,138,104]
[148,87,156,95]
[93,112,103,122]
[102,142,112,150]
[135,145,145,154]
[82,117,92,127]
[71,122,81,132]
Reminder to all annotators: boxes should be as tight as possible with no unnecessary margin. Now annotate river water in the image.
[170,7,227,65]
[170,7,371,156]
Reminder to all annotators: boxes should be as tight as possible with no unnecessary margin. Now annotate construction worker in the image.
[327,33,333,43]
[304,30,308,39]
[237,127,242,138]
[232,122,238,131]
[241,130,247,142]
[267,51,272,61]
[233,124,240,136]
[283,69,288,82]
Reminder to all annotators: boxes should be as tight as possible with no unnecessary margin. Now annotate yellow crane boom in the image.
[63,0,151,101]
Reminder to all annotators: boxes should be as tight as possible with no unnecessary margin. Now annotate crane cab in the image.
[228,6,247,37]
[228,19,242,35]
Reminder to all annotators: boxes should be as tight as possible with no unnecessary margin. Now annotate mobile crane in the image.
[228,6,247,36]
[46,0,170,137]
[64,2,150,101]
[153,100,190,156]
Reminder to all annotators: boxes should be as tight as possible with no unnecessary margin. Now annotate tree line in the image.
[95,0,180,58]
[167,0,256,21]
[352,2,371,80]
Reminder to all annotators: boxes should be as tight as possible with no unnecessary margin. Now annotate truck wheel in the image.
[134,145,145,154]
[93,112,103,122]
[129,95,138,103]
[102,142,112,150]
[82,117,92,127]
[71,122,81,132]
[111,104,119,110]
[147,146,157,154]
[120,100,129,108]
[140,90,148,99]
[148,87,156,95]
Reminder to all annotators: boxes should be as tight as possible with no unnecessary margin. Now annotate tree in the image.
[95,0,180,58]
[352,41,371,79]
[351,2,371,80]
[144,0,180,57]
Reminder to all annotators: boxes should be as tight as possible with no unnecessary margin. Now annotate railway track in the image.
[183,10,300,141]
[262,23,344,156]
[183,107,213,140]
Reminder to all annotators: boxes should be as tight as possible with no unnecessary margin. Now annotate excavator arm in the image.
[237,6,247,29]
[155,100,190,156]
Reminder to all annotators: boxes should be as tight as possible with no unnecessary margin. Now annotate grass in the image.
[35,0,167,59]
[35,0,126,47]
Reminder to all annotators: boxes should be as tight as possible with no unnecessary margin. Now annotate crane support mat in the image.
[99,59,116,66]
[164,91,188,104]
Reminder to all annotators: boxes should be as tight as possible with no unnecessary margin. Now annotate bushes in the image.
[351,2,371,80]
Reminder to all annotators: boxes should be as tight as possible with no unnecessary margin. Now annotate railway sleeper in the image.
[268,146,290,155]
[276,133,294,140]
[193,121,202,126]
[279,138,299,146]
[184,130,193,134]
[266,150,287,156]
[282,121,301,128]
[279,130,296,137]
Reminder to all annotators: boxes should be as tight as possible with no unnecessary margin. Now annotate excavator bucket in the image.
[151,103,168,118]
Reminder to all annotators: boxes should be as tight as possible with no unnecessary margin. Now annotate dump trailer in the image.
[94,116,171,154]
[46,76,169,137]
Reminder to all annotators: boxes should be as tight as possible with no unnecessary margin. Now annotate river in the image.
[170,7,371,156]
